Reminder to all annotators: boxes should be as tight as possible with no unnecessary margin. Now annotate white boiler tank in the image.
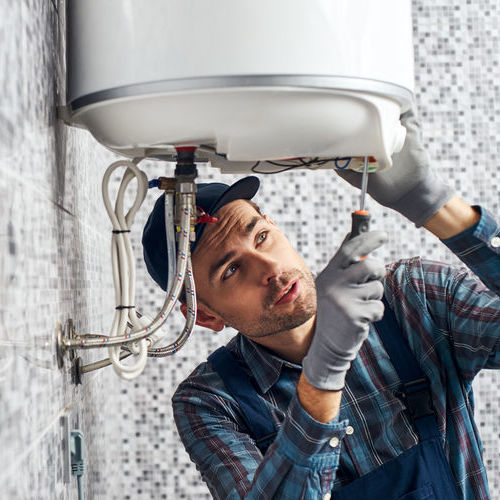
[66,0,414,171]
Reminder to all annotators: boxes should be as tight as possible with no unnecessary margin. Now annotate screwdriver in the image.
[350,156,371,239]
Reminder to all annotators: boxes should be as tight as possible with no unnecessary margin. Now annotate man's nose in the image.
[251,253,282,285]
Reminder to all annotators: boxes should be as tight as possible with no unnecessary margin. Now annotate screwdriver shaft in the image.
[360,156,369,211]
[349,156,371,242]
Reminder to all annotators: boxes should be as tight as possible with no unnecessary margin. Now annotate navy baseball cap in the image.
[142,176,260,291]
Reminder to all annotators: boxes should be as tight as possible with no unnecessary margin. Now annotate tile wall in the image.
[1,1,125,498]
[0,0,498,499]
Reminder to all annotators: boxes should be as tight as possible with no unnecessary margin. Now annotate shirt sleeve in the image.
[442,206,500,296]
[172,375,348,499]
[437,206,500,379]
[385,207,500,383]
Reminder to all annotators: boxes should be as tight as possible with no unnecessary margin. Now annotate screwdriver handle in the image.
[350,210,371,239]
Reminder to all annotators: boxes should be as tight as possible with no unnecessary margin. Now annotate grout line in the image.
[0,165,111,240]
[0,160,63,205]
[0,403,73,486]
[50,0,59,15]
[51,200,74,217]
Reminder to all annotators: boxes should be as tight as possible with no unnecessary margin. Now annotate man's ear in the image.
[180,302,225,332]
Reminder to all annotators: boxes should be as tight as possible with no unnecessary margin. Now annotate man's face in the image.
[191,199,316,339]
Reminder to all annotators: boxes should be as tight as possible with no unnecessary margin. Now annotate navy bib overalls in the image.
[208,299,462,499]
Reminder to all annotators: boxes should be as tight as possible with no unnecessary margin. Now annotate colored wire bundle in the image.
[251,157,352,174]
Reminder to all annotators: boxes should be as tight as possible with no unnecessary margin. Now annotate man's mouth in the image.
[274,280,301,306]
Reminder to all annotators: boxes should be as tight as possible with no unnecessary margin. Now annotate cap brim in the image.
[209,176,260,215]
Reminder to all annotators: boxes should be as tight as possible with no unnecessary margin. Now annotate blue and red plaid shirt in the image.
[172,207,500,499]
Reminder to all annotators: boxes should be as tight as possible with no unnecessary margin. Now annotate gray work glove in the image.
[302,231,387,391]
[337,107,455,227]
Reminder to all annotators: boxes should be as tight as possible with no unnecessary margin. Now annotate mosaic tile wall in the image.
[1,1,127,498]
[1,0,498,499]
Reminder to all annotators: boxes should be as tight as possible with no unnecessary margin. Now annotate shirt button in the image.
[324,494,332,500]
[491,236,500,248]
[346,425,354,435]
[329,436,340,448]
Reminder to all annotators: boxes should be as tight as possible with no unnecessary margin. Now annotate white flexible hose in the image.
[102,160,149,379]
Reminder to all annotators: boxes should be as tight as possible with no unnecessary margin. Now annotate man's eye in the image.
[257,231,268,244]
[223,263,238,280]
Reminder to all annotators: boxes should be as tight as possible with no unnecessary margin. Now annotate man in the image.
[142,109,500,499]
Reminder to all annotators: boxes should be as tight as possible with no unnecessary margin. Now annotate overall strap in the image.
[208,346,277,454]
[374,297,440,441]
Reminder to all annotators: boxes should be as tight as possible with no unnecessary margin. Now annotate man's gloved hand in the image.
[337,106,455,227]
[302,231,387,391]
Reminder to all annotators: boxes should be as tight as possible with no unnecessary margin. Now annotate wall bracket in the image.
[56,319,77,369]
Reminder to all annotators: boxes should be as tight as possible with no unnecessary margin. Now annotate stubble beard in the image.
[221,268,317,339]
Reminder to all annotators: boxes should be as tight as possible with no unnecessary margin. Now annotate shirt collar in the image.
[235,333,301,393]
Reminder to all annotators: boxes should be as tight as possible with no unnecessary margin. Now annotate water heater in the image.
[65,0,414,172]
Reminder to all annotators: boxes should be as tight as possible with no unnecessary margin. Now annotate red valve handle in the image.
[196,207,218,224]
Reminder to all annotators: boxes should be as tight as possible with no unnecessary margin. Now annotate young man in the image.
[142,110,500,499]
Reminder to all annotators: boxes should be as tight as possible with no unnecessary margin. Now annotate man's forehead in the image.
[198,200,261,247]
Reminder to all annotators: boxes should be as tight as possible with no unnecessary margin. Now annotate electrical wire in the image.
[251,161,303,174]
[251,157,354,174]
[200,145,357,174]
[334,157,352,169]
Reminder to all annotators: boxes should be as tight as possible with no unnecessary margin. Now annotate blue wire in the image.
[148,179,160,189]
[334,157,352,170]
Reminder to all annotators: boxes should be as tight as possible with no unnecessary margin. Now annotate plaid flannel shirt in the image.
[172,207,500,499]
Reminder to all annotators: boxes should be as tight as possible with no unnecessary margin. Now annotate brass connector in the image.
[158,177,177,191]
